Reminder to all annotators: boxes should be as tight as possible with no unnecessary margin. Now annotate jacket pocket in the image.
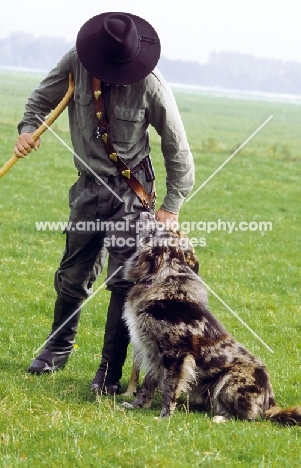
[74,88,93,130]
[111,105,146,145]
[114,106,145,122]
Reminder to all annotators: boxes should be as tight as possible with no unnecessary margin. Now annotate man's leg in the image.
[29,242,107,374]
[90,213,138,395]
[28,173,111,374]
[28,213,107,374]
[90,290,129,394]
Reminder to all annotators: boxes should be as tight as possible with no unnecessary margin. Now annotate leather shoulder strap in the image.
[93,77,155,210]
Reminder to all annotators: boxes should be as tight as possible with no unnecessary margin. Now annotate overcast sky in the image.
[1,0,301,64]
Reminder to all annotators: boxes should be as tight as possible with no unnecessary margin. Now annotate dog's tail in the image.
[265,405,301,425]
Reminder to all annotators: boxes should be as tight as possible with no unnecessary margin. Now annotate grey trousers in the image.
[54,167,153,301]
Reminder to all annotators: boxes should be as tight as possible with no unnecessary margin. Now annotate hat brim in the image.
[76,12,161,85]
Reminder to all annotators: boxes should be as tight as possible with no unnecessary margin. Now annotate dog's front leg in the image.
[122,372,157,410]
[160,358,184,418]
[123,360,139,397]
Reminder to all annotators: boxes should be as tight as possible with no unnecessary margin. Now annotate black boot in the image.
[28,296,82,374]
[91,291,129,395]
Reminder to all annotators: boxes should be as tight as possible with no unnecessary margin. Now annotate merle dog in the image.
[122,214,301,425]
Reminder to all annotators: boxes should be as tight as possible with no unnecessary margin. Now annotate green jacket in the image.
[18,47,194,213]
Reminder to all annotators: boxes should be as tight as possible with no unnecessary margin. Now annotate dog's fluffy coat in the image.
[122,214,301,424]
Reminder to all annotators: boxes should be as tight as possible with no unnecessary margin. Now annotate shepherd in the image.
[11,12,195,394]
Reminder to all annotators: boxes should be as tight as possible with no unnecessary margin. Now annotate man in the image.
[15,12,194,394]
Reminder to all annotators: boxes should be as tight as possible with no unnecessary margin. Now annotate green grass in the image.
[0,69,301,467]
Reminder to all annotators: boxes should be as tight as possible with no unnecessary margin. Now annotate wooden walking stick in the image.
[0,73,75,179]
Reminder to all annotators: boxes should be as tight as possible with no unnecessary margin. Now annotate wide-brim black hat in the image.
[76,12,161,85]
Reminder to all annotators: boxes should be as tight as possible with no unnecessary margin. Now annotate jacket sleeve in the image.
[17,49,73,134]
[146,69,195,214]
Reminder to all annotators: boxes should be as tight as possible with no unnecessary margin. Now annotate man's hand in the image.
[155,208,178,226]
[14,133,41,158]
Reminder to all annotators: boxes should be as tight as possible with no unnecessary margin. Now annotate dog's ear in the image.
[191,259,199,274]
[184,249,199,273]
[177,231,200,273]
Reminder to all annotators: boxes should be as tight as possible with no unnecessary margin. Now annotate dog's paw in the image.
[121,402,135,410]
[159,408,171,418]
[122,390,137,397]
[212,415,228,424]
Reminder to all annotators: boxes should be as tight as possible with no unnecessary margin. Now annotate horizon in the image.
[2,31,301,68]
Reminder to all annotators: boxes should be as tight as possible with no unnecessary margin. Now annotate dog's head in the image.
[124,212,199,283]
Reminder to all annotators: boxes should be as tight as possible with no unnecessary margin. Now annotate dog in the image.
[122,214,301,424]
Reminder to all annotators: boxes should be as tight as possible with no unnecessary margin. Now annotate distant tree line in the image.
[0,33,73,71]
[1,33,301,95]
[159,52,301,95]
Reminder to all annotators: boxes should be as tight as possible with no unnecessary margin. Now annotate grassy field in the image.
[0,69,300,467]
